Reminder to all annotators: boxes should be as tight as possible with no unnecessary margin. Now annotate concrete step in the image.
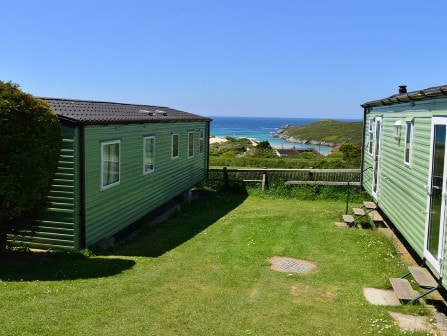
[408,266,438,288]
[389,278,418,301]
[363,201,377,209]
[342,214,355,224]
[352,208,366,216]
[335,222,348,228]
[368,210,384,222]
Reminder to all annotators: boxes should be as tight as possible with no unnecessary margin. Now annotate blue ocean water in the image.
[209,116,360,154]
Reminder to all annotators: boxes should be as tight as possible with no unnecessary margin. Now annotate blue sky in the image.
[1,0,446,118]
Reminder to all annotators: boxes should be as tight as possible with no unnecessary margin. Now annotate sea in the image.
[209,116,360,155]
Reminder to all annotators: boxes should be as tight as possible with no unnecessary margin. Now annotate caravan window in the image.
[404,121,414,165]
[101,140,120,189]
[368,119,374,155]
[199,130,205,155]
[188,132,194,158]
[172,133,179,159]
[143,136,155,174]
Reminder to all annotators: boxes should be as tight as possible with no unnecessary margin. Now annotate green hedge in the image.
[199,179,366,202]
[0,81,61,251]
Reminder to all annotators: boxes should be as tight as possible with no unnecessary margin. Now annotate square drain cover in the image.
[268,257,316,274]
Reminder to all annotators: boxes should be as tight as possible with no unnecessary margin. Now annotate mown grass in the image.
[0,192,434,336]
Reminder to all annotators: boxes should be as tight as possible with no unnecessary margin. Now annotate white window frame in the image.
[101,140,121,190]
[368,118,374,155]
[423,117,447,274]
[188,131,194,158]
[404,121,414,166]
[171,133,179,159]
[143,136,155,174]
[199,130,205,155]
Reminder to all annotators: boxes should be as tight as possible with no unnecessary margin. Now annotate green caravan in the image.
[362,84,447,287]
[9,98,210,250]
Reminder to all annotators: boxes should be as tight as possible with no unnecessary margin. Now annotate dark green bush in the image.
[0,81,61,253]
[256,141,272,149]
[339,143,362,166]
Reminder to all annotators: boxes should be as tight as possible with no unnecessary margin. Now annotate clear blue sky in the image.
[2,0,446,119]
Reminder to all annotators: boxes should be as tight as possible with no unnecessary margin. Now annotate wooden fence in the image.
[208,168,361,191]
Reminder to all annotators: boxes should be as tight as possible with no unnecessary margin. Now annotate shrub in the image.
[0,81,61,253]
[256,141,272,149]
[339,143,362,165]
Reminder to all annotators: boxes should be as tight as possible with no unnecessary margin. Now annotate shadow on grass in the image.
[105,190,248,258]
[0,252,135,282]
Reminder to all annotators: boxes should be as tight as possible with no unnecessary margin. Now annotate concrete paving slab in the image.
[378,227,393,239]
[363,288,400,306]
[389,312,430,332]
[428,304,447,335]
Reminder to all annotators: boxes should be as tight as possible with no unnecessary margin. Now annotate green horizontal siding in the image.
[363,107,447,285]
[84,121,208,246]
[364,112,431,256]
[8,125,80,250]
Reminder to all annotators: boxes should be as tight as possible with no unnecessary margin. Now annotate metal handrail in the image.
[345,166,372,214]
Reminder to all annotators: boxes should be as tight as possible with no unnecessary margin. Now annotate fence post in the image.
[262,171,269,192]
[345,180,350,215]
[223,167,229,189]
[308,168,314,181]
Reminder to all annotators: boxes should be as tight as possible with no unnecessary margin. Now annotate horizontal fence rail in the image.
[208,168,361,191]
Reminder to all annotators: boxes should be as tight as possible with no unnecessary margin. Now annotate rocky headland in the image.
[273,124,337,147]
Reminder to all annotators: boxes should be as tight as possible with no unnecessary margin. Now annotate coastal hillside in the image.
[209,136,360,169]
[275,120,363,145]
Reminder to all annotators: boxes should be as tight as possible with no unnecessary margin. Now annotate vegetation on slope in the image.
[209,137,253,157]
[209,137,360,169]
[278,119,363,145]
[210,154,351,169]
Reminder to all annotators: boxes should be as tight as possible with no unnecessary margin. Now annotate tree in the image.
[257,141,272,150]
[339,143,361,166]
[0,81,61,254]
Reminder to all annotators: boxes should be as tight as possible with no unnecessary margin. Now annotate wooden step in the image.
[342,215,355,224]
[408,266,438,288]
[352,208,366,216]
[389,278,417,301]
[335,222,348,228]
[368,210,384,222]
[363,201,377,209]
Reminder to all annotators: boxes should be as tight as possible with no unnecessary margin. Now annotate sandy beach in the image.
[210,136,258,146]
[209,136,228,144]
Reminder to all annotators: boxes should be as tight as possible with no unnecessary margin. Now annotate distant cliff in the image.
[273,120,363,146]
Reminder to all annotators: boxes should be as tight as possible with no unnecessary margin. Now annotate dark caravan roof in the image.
[362,85,447,108]
[38,97,211,125]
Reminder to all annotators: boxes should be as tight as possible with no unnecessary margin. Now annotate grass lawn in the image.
[0,193,433,336]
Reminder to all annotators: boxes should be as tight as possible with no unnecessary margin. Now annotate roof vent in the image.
[154,109,167,116]
[139,110,154,115]
[399,85,407,94]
